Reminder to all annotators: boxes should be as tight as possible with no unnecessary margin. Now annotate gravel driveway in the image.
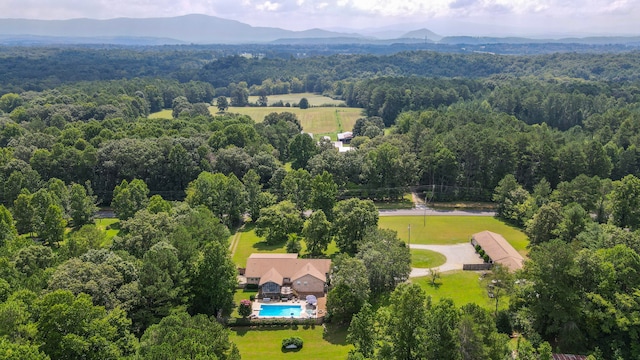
[409,243,484,278]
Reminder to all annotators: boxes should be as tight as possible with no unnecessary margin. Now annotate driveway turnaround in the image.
[409,243,484,278]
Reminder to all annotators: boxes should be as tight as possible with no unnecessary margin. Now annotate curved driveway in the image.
[408,243,484,278]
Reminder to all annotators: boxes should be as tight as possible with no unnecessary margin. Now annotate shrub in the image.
[496,310,513,335]
[282,336,303,349]
[249,294,256,302]
[479,249,485,257]
[245,284,258,290]
[483,254,490,263]
[238,299,252,318]
[475,244,481,252]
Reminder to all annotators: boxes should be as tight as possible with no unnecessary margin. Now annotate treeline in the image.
[3,46,640,96]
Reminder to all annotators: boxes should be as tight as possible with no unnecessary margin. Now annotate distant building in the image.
[244,253,331,299]
[337,131,353,144]
[552,355,587,360]
[471,231,524,271]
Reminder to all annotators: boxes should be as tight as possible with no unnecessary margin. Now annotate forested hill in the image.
[2,47,640,95]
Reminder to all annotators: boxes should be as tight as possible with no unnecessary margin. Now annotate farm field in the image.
[379,216,529,255]
[247,93,345,107]
[230,325,351,359]
[412,271,504,311]
[219,106,362,139]
[148,105,363,139]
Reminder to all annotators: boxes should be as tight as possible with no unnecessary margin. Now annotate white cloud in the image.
[256,1,281,11]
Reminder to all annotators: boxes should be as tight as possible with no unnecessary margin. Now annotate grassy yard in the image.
[95,218,120,245]
[230,324,352,359]
[411,249,447,268]
[379,216,529,255]
[232,225,340,268]
[412,271,505,311]
[247,93,345,107]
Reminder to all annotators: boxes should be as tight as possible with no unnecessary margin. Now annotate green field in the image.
[411,249,447,268]
[412,271,504,311]
[247,93,345,107]
[220,107,362,138]
[232,225,340,268]
[379,216,528,255]
[149,106,363,139]
[230,325,351,359]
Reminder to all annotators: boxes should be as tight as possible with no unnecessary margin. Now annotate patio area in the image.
[250,295,326,319]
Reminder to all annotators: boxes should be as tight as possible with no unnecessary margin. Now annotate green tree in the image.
[484,265,513,315]
[356,228,411,294]
[298,97,309,109]
[69,183,97,228]
[111,178,150,221]
[282,168,312,212]
[139,311,239,360]
[191,241,237,318]
[347,302,376,358]
[525,202,562,245]
[134,241,187,332]
[425,298,461,360]
[0,204,17,247]
[289,133,317,170]
[216,96,229,112]
[242,169,262,222]
[310,171,338,220]
[0,337,49,360]
[302,210,332,256]
[610,174,640,230]
[285,233,302,253]
[13,192,34,235]
[41,204,66,246]
[554,203,590,242]
[332,198,379,255]
[255,200,303,245]
[493,174,532,226]
[0,93,23,113]
[186,172,247,227]
[146,194,172,214]
[380,283,428,360]
[34,290,137,360]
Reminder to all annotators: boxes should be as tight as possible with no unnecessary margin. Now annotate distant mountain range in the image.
[0,14,638,46]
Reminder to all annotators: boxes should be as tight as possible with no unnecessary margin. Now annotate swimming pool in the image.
[258,304,303,317]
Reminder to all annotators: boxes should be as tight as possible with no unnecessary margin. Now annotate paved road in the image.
[408,243,484,278]
[379,206,495,217]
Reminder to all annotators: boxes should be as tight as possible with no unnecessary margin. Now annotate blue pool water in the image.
[259,304,302,317]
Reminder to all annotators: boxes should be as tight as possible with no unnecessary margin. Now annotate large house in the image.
[244,253,331,299]
[471,231,524,271]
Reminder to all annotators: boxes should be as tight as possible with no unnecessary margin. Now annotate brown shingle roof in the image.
[259,267,283,286]
[472,231,524,271]
[245,253,331,285]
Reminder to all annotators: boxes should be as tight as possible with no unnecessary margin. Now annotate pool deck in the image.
[251,298,325,319]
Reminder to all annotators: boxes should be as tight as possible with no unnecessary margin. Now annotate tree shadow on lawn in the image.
[252,241,286,252]
[322,323,348,345]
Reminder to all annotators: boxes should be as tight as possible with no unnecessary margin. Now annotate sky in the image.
[1,0,639,37]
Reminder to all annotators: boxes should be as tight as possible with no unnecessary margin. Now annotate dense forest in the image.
[2,46,640,359]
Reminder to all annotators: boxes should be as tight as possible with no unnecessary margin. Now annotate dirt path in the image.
[408,243,484,278]
[229,226,244,256]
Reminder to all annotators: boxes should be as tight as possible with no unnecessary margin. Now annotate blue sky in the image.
[1,0,638,36]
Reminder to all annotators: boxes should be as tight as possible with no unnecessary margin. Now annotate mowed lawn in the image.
[411,249,447,268]
[412,271,505,311]
[230,325,352,359]
[379,216,529,255]
[232,225,340,268]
